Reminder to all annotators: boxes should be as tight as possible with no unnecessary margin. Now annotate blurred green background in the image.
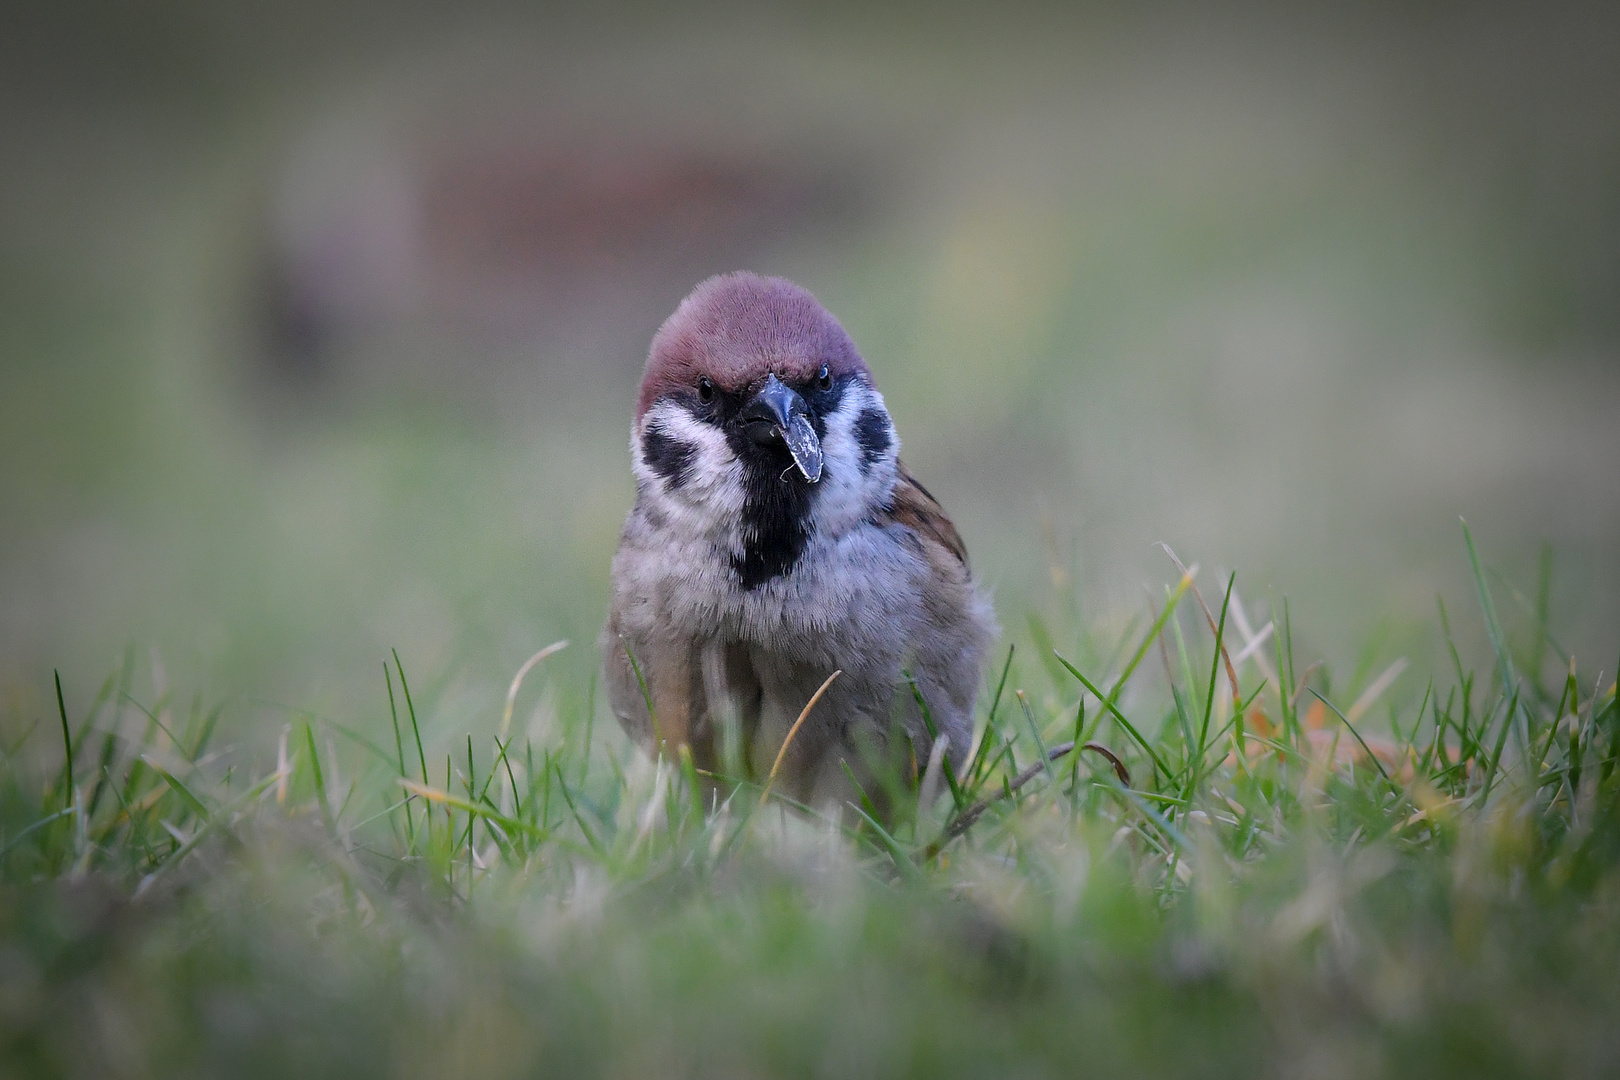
[2,1,1617,741]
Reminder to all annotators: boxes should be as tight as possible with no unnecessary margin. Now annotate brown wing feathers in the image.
[886,463,970,569]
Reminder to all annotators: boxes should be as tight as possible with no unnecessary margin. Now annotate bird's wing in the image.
[885,462,970,568]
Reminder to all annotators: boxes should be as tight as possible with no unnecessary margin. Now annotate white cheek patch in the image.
[631,400,747,543]
[815,383,900,536]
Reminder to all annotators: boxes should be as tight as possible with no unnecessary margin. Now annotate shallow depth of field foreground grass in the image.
[2,529,1617,1079]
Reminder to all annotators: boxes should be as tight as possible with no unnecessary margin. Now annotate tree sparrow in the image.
[601,273,995,807]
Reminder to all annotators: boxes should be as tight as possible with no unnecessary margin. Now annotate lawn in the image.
[2,526,1615,1079]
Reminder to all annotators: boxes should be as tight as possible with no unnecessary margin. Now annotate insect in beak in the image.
[738,373,822,483]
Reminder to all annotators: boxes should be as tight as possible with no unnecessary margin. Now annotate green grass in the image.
[1,527,1617,1079]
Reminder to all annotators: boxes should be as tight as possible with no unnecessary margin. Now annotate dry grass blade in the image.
[1161,543,1242,710]
[499,641,569,741]
[399,779,549,840]
[1346,658,1407,726]
[1079,741,1131,785]
[1230,611,1276,669]
[758,670,841,809]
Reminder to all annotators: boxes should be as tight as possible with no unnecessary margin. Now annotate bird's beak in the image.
[740,373,823,483]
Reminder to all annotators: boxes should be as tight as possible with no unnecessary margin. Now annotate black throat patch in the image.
[726,429,821,589]
[723,379,847,588]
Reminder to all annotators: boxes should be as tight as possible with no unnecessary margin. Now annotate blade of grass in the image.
[1052,655,1170,781]
[118,693,187,756]
[1163,548,1243,715]
[1068,700,1087,792]
[313,715,398,770]
[966,647,1018,791]
[1053,568,1194,777]
[1106,568,1196,717]
[55,671,73,808]
[385,663,414,846]
[188,700,225,762]
[1272,598,1299,740]
[1479,688,1519,804]
[909,676,964,809]
[392,650,429,786]
[1188,574,1236,796]
[848,800,920,881]
[135,767,289,897]
[1015,690,1055,791]
[1305,689,1391,782]
[85,732,118,819]
[838,759,884,834]
[1026,614,1070,692]
[678,745,704,826]
[304,723,334,832]
[986,644,1015,733]
[1463,520,1525,756]
[1101,773,1191,851]
[623,645,661,754]
[550,760,606,858]
[1532,544,1553,697]
[142,757,212,823]
[580,669,597,788]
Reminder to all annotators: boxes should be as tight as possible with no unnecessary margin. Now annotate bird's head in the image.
[630,273,900,550]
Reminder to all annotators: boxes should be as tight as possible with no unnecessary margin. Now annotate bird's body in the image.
[602,273,994,805]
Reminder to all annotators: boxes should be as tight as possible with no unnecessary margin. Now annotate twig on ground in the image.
[924,740,1129,858]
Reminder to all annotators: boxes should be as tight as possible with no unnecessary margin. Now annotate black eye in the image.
[816,364,832,391]
[697,376,714,403]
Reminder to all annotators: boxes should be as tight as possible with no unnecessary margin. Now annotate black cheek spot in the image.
[852,407,892,471]
[642,425,698,490]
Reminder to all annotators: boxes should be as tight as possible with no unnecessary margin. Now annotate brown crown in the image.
[636,272,871,421]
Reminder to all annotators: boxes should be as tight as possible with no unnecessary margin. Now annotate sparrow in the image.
[601,272,995,808]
